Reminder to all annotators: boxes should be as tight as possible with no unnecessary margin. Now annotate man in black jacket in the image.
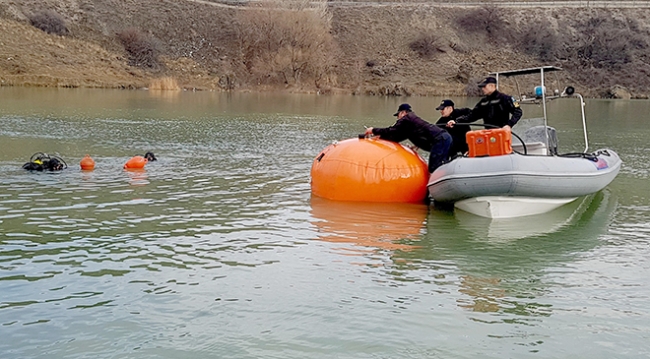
[447,76,522,130]
[364,103,452,173]
[435,99,471,156]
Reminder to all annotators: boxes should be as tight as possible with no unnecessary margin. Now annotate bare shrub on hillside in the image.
[455,5,507,43]
[552,12,650,95]
[409,33,444,59]
[235,0,338,88]
[117,28,161,69]
[519,21,561,62]
[572,15,646,70]
[28,10,68,35]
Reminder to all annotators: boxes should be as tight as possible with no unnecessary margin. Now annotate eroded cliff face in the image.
[2,1,649,98]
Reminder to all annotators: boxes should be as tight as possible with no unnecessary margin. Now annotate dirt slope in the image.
[1,1,650,97]
[0,19,148,88]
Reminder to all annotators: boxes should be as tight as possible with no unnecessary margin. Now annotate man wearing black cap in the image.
[447,76,522,130]
[435,99,471,156]
[364,103,452,173]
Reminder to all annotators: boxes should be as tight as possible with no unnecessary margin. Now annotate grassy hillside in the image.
[1,0,650,98]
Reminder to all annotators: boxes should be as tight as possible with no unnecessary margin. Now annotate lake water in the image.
[1,87,648,358]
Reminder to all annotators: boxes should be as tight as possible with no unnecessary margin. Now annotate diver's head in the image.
[144,152,157,162]
[46,158,64,171]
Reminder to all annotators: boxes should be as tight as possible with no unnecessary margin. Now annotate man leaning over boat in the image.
[365,103,452,173]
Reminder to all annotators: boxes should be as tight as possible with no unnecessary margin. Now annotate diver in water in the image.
[22,152,67,171]
[143,152,157,162]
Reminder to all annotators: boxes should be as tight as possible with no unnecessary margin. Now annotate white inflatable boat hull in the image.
[427,149,621,218]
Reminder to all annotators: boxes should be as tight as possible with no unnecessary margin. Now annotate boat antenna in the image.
[579,93,589,153]
[514,77,522,102]
[540,67,550,153]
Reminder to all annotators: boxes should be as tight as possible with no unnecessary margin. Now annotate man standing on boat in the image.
[447,76,522,130]
[435,99,471,156]
[365,103,452,173]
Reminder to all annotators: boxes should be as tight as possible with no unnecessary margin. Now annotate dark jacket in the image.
[461,90,522,128]
[372,112,445,149]
[436,108,471,154]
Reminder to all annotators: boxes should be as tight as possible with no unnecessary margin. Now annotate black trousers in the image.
[428,132,452,173]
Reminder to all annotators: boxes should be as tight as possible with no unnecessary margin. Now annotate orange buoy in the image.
[80,154,95,171]
[310,137,429,203]
[124,155,147,169]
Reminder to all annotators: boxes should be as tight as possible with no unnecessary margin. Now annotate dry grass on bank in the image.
[149,77,180,91]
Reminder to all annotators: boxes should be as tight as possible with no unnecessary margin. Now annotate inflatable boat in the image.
[427,66,622,218]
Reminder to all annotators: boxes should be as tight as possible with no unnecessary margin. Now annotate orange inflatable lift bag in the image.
[124,156,147,169]
[466,128,512,157]
[310,137,429,203]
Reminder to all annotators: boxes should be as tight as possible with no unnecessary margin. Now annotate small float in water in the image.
[124,155,148,169]
[310,136,429,203]
[80,154,95,171]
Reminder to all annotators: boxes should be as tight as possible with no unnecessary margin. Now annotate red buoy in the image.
[124,156,147,169]
[310,137,429,203]
[80,154,95,171]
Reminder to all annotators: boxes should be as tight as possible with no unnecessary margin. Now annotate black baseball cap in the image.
[435,99,455,110]
[478,76,497,87]
[393,103,412,116]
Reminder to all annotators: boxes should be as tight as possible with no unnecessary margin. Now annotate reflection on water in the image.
[125,168,150,186]
[394,191,618,317]
[457,275,507,313]
[310,197,428,253]
[454,193,608,241]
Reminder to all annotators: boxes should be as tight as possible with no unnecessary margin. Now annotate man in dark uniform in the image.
[364,103,452,173]
[435,99,471,156]
[447,76,522,130]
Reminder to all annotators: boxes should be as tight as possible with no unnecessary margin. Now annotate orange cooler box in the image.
[466,128,512,157]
